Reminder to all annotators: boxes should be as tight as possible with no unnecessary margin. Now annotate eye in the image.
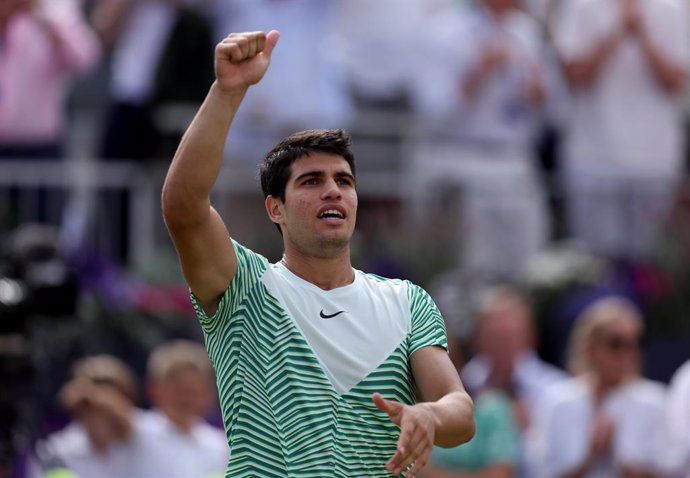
[337,178,353,186]
[303,178,319,185]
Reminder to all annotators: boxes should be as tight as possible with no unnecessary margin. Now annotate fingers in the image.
[372,392,403,419]
[218,31,270,63]
[387,420,432,477]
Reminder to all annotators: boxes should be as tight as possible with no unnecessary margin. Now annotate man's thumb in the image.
[372,392,401,416]
[262,30,280,58]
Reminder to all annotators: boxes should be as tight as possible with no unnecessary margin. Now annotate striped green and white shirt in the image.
[191,241,448,477]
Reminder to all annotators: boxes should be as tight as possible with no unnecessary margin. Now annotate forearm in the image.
[565,30,623,89]
[637,31,686,94]
[162,83,245,229]
[421,390,475,448]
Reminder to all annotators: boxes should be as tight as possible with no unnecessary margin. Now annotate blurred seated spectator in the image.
[665,358,690,477]
[139,339,228,478]
[0,0,101,159]
[526,297,669,477]
[462,284,565,426]
[408,0,551,279]
[29,355,145,478]
[91,0,214,161]
[423,391,520,478]
[554,0,689,260]
[424,335,520,478]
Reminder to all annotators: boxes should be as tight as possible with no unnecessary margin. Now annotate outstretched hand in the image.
[214,30,280,95]
[372,392,436,477]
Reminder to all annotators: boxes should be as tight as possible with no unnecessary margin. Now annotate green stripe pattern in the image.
[191,242,447,477]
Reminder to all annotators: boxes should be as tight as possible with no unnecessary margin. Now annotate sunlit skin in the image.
[265,152,358,288]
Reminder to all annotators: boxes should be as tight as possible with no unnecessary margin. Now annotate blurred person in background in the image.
[139,339,228,478]
[526,297,669,477]
[665,358,690,477]
[409,0,551,280]
[0,0,101,159]
[208,0,353,162]
[29,355,145,478]
[89,0,214,262]
[462,285,565,426]
[91,0,214,161]
[422,336,521,478]
[554,0,689,260]
[461,285,564,477]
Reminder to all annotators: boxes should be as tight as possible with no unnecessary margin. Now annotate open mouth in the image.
[318,209,345,220]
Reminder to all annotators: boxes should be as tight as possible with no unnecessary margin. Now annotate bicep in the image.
[411,345,465,403]
[168,206,237,313]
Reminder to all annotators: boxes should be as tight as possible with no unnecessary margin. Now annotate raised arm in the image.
[162,31,280,314]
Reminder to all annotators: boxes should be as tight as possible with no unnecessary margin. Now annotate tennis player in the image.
[162,30,475,477]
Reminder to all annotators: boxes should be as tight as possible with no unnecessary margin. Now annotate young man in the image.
[161,31,475,478]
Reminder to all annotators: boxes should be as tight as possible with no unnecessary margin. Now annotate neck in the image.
[281,247,354,290]
[165,412,195,435]
[588,373,633,403]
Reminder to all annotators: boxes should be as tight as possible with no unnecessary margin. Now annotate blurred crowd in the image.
[1,0,690,477]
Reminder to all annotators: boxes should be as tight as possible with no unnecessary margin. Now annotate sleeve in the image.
[406,282,448,355]
[190,240,268,335]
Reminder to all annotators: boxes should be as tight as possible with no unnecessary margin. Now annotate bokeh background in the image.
[1,0,690,477]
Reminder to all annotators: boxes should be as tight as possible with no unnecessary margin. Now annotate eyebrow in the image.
[293,170,356,183]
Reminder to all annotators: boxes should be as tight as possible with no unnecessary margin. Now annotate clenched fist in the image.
[215,30,280,94]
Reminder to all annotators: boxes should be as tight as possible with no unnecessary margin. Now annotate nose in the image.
[321,177,342,200]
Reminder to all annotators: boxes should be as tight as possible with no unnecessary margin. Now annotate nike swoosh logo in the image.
[319,310,346,319]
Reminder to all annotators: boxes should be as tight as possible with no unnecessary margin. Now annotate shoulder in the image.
[619,378,667,406]
[193,422,228,449]
[541,376,589,408]
[42,423,90,458]
[232,240,269,269]
[670,359,690,389]
[360,271,408,292]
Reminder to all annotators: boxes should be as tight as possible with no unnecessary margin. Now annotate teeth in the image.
[320,209,343,218]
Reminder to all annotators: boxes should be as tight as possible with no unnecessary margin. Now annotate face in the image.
[476,304,532,377]
[589,317,642,386]
[150,367,214,424]
[267,152,357,258]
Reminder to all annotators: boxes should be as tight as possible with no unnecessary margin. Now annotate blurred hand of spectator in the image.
[589,412,614,459]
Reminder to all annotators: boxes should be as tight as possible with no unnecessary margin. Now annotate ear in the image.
[265,195,285,226]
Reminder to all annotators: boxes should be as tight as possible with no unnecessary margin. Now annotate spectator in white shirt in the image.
[526,297,668,477]
[462,284,565,425]
[31,355,147,478]
[139,340,228,478]
[665,359,690,477]
[554,0,689,259]
[408,0,551,279]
